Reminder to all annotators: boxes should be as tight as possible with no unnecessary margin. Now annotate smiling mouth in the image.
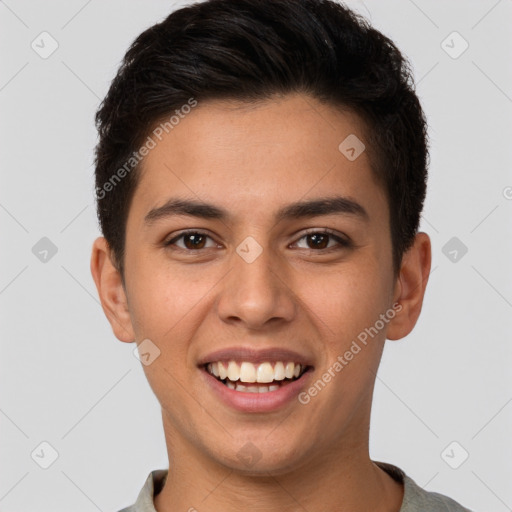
[204,360,310,393]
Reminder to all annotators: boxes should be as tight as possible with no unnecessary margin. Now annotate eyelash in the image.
[164,228,352,252]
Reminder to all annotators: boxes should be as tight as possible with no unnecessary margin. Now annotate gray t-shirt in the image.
[118,461,474,512]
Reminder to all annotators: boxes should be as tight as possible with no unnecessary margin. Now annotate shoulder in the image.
[374,461,474,512]
[401,473,474,512]
[116,469,168,512]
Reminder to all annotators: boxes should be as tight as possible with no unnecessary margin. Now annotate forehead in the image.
[129,93,386,224]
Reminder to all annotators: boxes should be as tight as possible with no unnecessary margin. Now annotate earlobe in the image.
[386,232,432,341]
[90,236,135,343]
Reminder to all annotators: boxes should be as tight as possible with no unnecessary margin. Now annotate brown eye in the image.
[165,231,217,250]
[183,233,206,249]
[306,233,329,249]
[293,230,350,251]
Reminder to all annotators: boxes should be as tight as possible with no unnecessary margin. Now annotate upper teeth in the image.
[207,361,303,383]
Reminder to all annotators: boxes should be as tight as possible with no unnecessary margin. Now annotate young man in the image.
[90,0,474,510]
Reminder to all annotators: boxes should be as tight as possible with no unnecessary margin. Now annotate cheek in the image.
[126,265,214,415]
[126,255,219,341]
[298,260,390,345]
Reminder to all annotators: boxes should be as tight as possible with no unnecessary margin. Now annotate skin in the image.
[91,92,431,512]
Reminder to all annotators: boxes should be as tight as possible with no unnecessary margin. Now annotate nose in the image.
[215,241,296,330]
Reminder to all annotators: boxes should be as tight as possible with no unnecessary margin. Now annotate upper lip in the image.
[197,347,314,368]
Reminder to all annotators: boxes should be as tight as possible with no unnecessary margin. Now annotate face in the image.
[92,92,430,475]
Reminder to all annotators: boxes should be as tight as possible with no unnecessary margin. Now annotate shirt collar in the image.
[130,469,167,512]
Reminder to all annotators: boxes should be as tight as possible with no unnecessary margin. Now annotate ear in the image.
[90,236,135,343]
[386,232,431,341]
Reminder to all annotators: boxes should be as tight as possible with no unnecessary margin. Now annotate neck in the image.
[153,413,404,512]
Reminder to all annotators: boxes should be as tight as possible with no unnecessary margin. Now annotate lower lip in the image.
[200,367,313,413]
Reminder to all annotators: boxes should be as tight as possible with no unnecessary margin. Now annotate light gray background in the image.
[1,1,511,511]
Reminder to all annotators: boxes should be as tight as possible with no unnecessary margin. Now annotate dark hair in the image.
[94,0,428,280]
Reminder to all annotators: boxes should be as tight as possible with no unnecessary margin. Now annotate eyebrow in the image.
[144,195,369,226]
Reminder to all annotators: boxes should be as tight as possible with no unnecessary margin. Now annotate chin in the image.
[212,436,310,476]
